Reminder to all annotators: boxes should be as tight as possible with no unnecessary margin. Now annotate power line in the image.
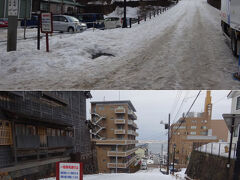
[172,90,202,135]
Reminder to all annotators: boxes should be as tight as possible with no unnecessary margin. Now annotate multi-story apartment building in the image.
[0,91,96,179]
[170,91,226,167]
[90,100,139,173]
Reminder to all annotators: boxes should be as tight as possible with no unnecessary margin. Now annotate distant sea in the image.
[138,142,167,155]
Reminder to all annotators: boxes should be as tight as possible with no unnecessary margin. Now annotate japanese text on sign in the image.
[8,0,18,16]
[41,13,53,33]
[59,163,81,180]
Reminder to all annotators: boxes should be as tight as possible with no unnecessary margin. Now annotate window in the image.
[15,124,26,135]
[201,126,207,129]
[200,131,207,135]
[237,97,240,110]
[191,126,197,129]
[98,106,104,110]
[192,120,197,123]
[201,120,207,123]
[190,132,196,135]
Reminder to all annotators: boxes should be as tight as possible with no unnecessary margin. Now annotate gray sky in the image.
[86,90,231,141]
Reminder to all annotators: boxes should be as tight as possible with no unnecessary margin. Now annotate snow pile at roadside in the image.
[0,2,180,89]
[105,6,140,18]
[196,142,237,159]
[40,168,187,180]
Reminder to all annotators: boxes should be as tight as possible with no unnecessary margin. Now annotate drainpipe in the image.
[227,115,235,168]
[233,124,240,180]
[116,144,118,173]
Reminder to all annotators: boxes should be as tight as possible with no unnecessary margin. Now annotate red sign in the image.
[41,12,53,33]
[56,162,83,180]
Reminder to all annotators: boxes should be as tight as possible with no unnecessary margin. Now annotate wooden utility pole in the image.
[167,113,170,175]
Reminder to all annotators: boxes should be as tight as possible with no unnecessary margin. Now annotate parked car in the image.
[0,18,8,28]
[75,13,105,29]
[53,15,87,33]
[104,17,122,29]
[20,14,38,28]
[141,161,148,170]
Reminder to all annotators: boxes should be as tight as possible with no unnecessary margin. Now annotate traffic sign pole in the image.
[7,0,19,52]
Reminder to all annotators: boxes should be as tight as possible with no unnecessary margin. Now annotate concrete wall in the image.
[186,151,239,180]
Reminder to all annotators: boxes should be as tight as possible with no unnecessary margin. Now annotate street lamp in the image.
[172,144,176,175]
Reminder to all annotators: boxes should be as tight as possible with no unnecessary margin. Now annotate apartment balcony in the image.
[114,119,126,124]
[107,156,136,169]
[128,110,137,120]
[127,130,134,135]
[115,107,126,114]
[107,147,137,157]
[114,129,126,135]
[128,120,138,129]
[93,139,138,145]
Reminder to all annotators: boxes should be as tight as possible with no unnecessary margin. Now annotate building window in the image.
[237,97,240,110]
[15,124,26,135]
[190,132,196,135]
[201,126,207,129]
[191,126,197,129]
[200,131,207,135]
[98,106,104,110]
[192,120,197,123]
[201,120,207,123]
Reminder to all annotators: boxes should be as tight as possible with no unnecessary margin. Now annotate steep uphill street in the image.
[0,0,239,89]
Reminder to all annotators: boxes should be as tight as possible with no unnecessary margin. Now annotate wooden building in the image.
[0,91,96,179]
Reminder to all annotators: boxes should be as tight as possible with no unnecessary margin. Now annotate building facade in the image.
[0,91,96,179]
[90,101,139,173]
[170,91,224,167]
[223,91,240,145]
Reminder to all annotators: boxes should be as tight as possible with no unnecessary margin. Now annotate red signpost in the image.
[40,13,53,52]
[56,162,83,180]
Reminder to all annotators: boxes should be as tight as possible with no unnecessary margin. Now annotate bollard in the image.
[150,13,151,19]
[138,16,140,24]
[157,10,159,15]
[144,15,146,21]
[129,18,132,28]
[160,9,162,14]
[154,11,155,17]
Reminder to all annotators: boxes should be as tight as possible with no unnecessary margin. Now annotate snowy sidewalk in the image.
[0,0,239,90]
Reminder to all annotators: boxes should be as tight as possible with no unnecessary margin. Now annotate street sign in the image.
[41,12,53,52]
[41,12,53,33]
[56,162,83,180]
[8,0,18,16]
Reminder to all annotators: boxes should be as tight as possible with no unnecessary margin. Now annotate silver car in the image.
[53,15,87,33]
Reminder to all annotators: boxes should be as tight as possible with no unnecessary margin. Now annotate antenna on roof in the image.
[119,91,120,100]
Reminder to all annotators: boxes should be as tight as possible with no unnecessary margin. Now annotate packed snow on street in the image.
[40,168,187,180]
[0,0,239,89]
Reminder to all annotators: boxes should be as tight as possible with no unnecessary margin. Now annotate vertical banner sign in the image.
[56,162,83,180]
[41,12,53,52]
[8,0,18,16]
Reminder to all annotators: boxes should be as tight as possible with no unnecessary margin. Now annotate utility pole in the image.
[172,144,176,175]
[122,0,127,28]
[167,113,170,175]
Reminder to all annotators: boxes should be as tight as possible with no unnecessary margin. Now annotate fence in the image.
[195,142,237,159]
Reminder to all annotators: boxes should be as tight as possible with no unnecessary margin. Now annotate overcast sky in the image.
[86,90,232,141]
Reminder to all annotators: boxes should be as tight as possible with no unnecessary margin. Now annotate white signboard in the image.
[59,162,81,180]
[8,0,18,16]
[41,13,53,33]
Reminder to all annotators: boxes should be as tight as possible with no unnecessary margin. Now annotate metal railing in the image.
[195,142,237,159]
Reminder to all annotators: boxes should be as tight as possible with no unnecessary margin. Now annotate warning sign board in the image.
[56,162,83,180]
[41,12,53,33]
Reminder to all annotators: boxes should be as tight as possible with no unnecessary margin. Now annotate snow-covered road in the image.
[0,0,239,89]
[41,168,186,180]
